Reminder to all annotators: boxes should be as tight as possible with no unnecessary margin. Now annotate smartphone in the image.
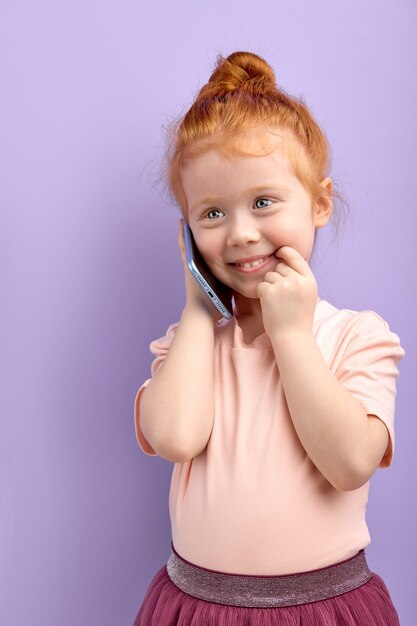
[182,220,233,320]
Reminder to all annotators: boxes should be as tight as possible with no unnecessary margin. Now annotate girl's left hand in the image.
[256,246,318,341]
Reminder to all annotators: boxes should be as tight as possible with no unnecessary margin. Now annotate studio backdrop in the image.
[1,1,415,624]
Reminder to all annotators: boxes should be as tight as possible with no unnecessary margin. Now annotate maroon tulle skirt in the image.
[133,545,400,625]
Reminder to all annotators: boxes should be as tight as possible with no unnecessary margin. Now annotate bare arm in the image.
[139,305,216,463]
[137,218,224,463]
[254,246,400,490]
[271,332,387,491]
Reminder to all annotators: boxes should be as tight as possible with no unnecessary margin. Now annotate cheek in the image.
[276,214,311,238]
[291,232,315,262]
[269,220,312,260]
[194,233,221,262]
[271,226,291,242]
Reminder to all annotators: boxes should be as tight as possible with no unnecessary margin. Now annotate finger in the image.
[274,261,292,276]
[256,281,267,298]
[178,220,187,260]
[275,246,312,277]
[178,218,185,242]
[262,270,282,283]
[256,279,275,298]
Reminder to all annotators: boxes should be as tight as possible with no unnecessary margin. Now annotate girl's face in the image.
[183,130,332,301]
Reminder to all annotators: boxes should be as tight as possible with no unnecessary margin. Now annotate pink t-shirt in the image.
[134,298,405,575]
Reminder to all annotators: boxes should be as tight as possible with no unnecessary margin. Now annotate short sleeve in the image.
[134,322,180,456]
[334,311,405,468]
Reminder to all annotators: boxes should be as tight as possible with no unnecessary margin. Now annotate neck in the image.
[233,293,261,318]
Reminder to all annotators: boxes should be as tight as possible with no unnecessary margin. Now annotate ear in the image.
[313,177,333,227]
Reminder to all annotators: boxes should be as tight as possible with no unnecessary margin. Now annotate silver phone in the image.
[182,220,233,320]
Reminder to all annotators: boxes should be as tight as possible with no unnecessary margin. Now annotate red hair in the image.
[160,51,348,245]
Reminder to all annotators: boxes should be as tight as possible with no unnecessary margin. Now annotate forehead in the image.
[182,129,298,204]
[229,126,288,155]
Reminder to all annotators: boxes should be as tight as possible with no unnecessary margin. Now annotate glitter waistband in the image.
[166,545,373,608]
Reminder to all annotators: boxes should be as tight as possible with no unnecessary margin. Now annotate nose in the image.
[226,212,261,247]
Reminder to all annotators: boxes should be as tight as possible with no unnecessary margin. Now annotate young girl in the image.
[132,50,405,625]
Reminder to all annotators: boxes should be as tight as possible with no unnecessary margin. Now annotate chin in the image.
[232,287,260,300]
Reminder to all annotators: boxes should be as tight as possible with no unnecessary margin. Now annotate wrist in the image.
[270,329,315,349]
[182,303,218,325]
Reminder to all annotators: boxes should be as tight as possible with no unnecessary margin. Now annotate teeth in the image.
[236,256,268,268]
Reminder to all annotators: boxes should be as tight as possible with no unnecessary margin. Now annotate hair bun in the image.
[205,51,277,97]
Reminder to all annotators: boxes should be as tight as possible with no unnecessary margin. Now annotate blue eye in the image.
[206,209,224,220]
[255,198,272,209]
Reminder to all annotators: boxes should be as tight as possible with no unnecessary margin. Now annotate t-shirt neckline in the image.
[217,299,331,349]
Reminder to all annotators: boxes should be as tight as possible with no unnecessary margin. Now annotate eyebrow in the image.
[191,184,291,210]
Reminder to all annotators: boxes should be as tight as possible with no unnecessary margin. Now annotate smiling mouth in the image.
[229,253,276,273]
[233,255,271,268]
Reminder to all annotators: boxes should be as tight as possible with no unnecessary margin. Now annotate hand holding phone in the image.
[178,219,213,314]
[178,219,233,320]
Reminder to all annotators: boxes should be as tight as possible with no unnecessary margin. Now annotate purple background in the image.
[1,0,416,624]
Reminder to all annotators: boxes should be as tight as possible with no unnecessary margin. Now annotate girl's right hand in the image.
[178,218,223,322]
